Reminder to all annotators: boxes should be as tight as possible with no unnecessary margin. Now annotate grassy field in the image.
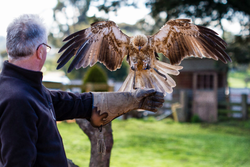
[228,70,250,88]
[58,118,250,167]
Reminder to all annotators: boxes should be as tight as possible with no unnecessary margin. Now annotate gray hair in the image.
[6,14,47,59]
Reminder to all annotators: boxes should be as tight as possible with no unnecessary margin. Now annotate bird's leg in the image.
[133,70,137,90]
[143,62,151,70]
[143,60,151,70]
[131,64,138,90]
[153,68,167,81]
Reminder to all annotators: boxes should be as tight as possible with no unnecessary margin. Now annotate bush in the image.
[83,64,108,84]
[191,114,202,123]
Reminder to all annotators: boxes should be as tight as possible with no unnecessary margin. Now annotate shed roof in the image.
[178,58,229,72]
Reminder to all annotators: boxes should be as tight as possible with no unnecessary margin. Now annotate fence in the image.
[218,94,249,120]
[43,81,249,122]
[42,81,114,92]
[158,91,250,122]
[156,90,189,122]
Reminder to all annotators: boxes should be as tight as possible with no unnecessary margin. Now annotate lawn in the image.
[57,118,250,167]
[228,70,250,88]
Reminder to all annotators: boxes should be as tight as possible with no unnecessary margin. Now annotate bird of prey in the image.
[57,19,231,95]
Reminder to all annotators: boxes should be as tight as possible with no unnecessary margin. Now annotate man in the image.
[0,14,164,166]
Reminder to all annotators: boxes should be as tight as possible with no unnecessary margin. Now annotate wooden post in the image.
[75,119,113,167]
[179,90,188,122]
[241,94,248,120]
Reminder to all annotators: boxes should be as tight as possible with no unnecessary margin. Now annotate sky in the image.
[0,0,241,37]
[0,0,150,37]
[0,0,57,37]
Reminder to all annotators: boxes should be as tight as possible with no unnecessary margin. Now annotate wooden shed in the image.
[171,58,229,122]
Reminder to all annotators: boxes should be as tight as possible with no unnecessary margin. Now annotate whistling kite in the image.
[57,19,231,95]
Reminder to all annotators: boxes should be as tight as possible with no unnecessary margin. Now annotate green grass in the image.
[57,121,91,166]
[58,118,250,167]
[228,70,250,88]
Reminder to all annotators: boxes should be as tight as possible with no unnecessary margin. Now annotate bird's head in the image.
[132,34,148,51]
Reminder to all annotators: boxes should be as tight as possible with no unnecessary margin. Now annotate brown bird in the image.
[57,19,231,95]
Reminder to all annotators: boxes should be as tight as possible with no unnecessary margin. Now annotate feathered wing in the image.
[57,21,130,72]
[150,19,231,65]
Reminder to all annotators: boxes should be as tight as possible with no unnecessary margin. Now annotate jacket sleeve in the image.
[48,90,93,121]
[0,96,38,167]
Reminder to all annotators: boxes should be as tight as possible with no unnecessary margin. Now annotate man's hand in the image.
[139,91,164,112]
[90,88,165,127]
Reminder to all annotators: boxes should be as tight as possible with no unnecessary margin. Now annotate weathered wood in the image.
[75,119,113,167]
[42,81,114,92]
[241,94,248,120]
[42,81,67,90]
[43,82,115,166]
[218,109,242,114]
[171,103,182,122]
[218,101,242,106]
[192,72,218,122]
[179,90,188,122]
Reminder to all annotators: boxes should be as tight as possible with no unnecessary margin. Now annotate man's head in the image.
[6,14,49,70]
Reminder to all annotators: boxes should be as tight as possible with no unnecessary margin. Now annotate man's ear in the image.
[36,45,44,60]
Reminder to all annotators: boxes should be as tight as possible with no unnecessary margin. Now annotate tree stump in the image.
[75,119,113,167]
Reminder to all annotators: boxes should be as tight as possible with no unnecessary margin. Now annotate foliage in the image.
[0,50,7,58]
[0,36,6,51]
[58,118,250,167]
[228,70,250,88]
[191,114,202,123]
[147,0,250,33]
[83,64,108,84]
[50,0,250,76]
[52,0,91,36]
[91,0,250,66]
[105,59,129,81]
[227,35,250,65]
[96,0,250,35]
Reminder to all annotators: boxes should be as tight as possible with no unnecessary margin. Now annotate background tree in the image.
[97,0,250,34]
[96,0,250,64]
[50,0,134,80]
[227,35,250,68]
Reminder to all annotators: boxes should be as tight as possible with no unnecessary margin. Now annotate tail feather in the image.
[155,60,183,75]
[118,61,182,95]
[165,74,176,87]
[118,63,181,95]
[118,71,134,92]
[136,70,154,89]
[150,69,172,94]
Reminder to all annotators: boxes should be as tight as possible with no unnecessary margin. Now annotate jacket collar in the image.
[1,60,43,86]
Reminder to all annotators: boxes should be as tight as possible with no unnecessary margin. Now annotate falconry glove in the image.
[90,88,164,127]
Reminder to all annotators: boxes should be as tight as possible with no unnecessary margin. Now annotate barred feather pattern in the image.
[119,60,183,95]
[57,19,231,95]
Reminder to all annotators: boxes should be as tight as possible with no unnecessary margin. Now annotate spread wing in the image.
[57,21,130,72]
[150,19,231,65]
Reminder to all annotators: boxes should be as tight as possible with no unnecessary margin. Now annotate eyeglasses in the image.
[36,43,51,53]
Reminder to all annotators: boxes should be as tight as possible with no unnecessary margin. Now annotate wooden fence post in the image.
[241,94,248,120]
[178,90,188,122]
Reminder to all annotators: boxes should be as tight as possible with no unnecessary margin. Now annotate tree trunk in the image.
[75,119,113,167]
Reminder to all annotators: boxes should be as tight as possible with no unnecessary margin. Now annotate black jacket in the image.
[0,61,93,167]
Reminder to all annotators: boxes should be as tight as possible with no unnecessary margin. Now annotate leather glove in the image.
[90,88,164,127]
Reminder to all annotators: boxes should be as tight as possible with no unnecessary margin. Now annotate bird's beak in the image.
[138,46,141,51]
